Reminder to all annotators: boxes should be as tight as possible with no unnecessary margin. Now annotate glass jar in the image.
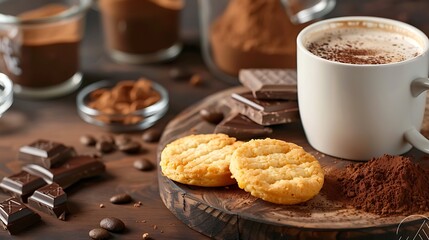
[98,0,184,64]
[0,0,91,99]
[198,0,336,84]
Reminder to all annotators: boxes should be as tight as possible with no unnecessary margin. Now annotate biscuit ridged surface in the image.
[230,138,324,204]
[160,134,241,187]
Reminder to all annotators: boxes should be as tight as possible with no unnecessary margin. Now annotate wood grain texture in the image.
[158,87,429,240]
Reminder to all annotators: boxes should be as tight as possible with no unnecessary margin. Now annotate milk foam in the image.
[305,26,423,64]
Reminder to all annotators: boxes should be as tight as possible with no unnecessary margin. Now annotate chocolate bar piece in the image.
[19,139,76,168]
[28,183,68,220]
[214,112,272,140]
[0,171,47,203]
[0,197,41,235]
[22,155,106,189]
[231,92,300,126]
[239,69,297,100]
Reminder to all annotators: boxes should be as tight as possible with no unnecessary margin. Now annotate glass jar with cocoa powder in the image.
[198,0,336,84]
[0,0,91,99]
[98,0,183,64]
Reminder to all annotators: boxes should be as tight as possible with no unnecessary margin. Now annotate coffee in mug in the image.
[305,23,423,64]
[297,17,429,160]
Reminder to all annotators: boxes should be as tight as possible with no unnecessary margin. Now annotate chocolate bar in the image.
[239,69,297,100]
[28,183,68,220]
[0,197,41,235]
[231,92,300,126]
[0,171,47,203]
[214,112,272,140]
[22,155,106,189]
[19,139,76,168]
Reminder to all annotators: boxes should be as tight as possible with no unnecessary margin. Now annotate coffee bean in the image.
[169,67,193,81]
[100,217,125,233]
[96,141,115,153]
[142,129,162,143]
[99,135,115,144]
[133,158,154,171]
[199,109,224,124]
[89,228,111,240]
[110,193,132,204]
[114,134,132,147]
[189,74,203,86]
[80,134,97,146]
[118,141,141,154]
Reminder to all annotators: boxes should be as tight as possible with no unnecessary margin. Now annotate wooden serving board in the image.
[157,87,429,240]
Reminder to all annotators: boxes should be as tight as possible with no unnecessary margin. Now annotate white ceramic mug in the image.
[297,16,429,160]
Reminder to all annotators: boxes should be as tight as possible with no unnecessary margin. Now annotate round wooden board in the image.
[157,87,429,240]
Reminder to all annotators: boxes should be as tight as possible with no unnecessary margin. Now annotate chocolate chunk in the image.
[133,159,154,171]
[89,228,111,240]
[239,69,297,100]
[18,139,76,168]
[118,141,141,154]
[22,156,106,189]
[110,193,132,204]
[0,197,41,235]
[142,129,162,143]
[28,183,69,220]
[214,112,272,140]
[199,109,224,124]
[231,92,300,126]
[80,135,97,146]
[0,171,47,203]
[100,217,125,232]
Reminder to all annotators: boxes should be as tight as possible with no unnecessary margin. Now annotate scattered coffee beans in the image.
[99,135,115,145]
[100,217,125,233]
[189,74,203,86]
[133,158,154,171]
[118,141,141,154]
[89,228,111,240]
[110,193,132,204]
[96,141,115,153]
[80,134,97,146]
[199,109,224,124]
[114,134,132,146]
[142,129,162,143]
[142,232,150,240]
[169,67,193,81]
[82,134,146,155]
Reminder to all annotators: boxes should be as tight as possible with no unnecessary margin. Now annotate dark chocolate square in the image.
[0,171,46,203]
[0,197,40,235]
[18,139,76,168]
[28,183,68,220]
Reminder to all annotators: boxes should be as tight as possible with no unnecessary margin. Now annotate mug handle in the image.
[281,0,336,24]
[404,78,429,153]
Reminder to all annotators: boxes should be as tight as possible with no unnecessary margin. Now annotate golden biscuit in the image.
[160,134,241,187]
[230,138,324,204]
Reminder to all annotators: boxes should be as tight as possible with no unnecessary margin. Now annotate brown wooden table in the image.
[1,1,429,239]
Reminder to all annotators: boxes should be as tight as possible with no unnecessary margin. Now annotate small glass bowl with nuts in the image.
[0,73,13,118]
[76,78,168,131]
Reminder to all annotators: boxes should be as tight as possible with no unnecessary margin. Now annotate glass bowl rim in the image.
[76,79,169,131]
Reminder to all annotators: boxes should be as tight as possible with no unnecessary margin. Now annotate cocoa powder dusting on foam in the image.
[337,155,429,216]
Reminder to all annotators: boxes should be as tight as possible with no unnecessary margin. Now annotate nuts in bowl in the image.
[76,78,168,131]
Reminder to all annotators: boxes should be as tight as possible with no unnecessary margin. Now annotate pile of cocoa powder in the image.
[210,0,305,75]
[334,154,429,216]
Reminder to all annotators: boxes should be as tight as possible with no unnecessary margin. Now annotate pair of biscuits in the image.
[160,134,324,204]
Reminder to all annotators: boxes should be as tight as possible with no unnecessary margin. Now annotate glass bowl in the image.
[76,79,169,132]
[0,73,13,117]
